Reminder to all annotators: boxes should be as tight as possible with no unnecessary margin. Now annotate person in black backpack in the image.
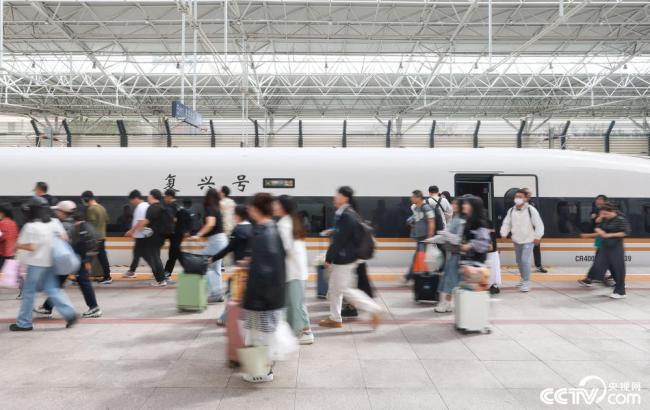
[34,201,102,319]
[319,186,383,330]
[427,185,452,228]
[163,189,191,278]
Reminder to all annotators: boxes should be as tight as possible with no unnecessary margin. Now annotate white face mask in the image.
[514,197,525,206]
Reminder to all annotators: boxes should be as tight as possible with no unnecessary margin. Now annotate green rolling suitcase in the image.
[176,272,208,312]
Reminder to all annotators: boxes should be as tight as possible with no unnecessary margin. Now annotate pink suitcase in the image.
[226,300,244,363]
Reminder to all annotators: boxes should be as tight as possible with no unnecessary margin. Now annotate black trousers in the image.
[533,243,542,268]
[590,243,626,295]
[141,236,166,282]
[129,238,144,272]
[96,239,111,280]
[44,263,98,311]
[164,234,183,274]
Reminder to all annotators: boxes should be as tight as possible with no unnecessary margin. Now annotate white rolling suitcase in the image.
[453,288,491,334]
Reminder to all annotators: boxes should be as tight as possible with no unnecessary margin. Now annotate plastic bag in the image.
[425,244,444,272]
[0,259,22,288]
[268,321,299,361]
[411,242,429,274]
[52,237,81,276]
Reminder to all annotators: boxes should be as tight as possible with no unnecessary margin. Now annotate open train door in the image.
[492,174,539,231]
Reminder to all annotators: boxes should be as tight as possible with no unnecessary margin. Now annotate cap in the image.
[52,200,77,213]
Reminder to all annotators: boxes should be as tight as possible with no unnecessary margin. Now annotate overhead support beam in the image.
[30,119,41,147]
[298,120,303,148]
[209,119,216,148]
[61,119,72,148]
[116,120,128,147]
[604,120,615,153]
[254,120,260,148]
[516,120,526,148]
[385,120,392,148]
[473,120,481,148]
[429,120,436,148]
[560,120,571,150]
[164,118,172,148]
[342,120,347,148]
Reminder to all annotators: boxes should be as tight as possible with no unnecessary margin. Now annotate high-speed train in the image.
[1,147,649,267]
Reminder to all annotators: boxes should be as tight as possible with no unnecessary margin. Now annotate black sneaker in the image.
[9,324,32,331]
[604,276,615,287]
[536,266,548,273]
[577,278,593,287]
[66,315,79,328]
[341,304,358,318]
[489,284,500,295]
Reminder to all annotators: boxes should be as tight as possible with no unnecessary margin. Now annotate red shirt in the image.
[0,218,18,257]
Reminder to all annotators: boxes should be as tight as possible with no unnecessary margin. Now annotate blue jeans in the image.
[202,233,228,299]
[514,242,534,283]
[17,265,77,328]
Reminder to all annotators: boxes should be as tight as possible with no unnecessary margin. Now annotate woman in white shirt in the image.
[10,197,78,331]
[274,196,314,345]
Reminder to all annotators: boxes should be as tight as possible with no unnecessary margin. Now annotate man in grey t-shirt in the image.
[404,190,435,282]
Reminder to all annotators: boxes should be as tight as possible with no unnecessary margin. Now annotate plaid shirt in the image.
[0,218,18,257]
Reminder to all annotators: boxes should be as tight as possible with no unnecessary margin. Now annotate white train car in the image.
[1,147,649,268]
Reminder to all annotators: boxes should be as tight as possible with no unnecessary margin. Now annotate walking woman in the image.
[274,195,315,345]
[241,193,287,383]
[0,203,20,298]
[435,198,465,313]
[10,197,78,331]
[459,195,491,265]
[580,203,630,298]
[190,188,228,303]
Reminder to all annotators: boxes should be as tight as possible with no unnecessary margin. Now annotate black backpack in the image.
[72,221,98,256]
[426,197,445,233]
[351,211,376,260]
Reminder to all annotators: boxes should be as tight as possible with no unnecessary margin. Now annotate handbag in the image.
[0,259,21,288]
[237,345,269,377]
[180,252,209,274]
[52,237,81,276]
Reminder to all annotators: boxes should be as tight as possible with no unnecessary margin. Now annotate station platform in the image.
[0,268,649,409]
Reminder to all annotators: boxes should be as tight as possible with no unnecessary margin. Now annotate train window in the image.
[644,206,650,233]
[263,178,295,189]
[556,200,581,234]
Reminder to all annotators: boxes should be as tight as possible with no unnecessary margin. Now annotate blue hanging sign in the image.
[172,100,203,128]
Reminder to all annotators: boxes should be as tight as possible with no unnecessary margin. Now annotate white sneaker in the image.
[434,302,452,313]
[609,293,627,299]
[151,280,168,287]
[515,280,523,287]
[242,372,274,383]
[299,331,315,345]
[520,283,530,292]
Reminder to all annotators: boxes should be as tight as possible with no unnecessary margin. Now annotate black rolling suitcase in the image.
[414,273,440,303]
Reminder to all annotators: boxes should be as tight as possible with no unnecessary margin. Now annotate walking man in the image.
[163,189,191,278]
[500,189,545,292]
[123,190,149,278]
[81,191,112,284]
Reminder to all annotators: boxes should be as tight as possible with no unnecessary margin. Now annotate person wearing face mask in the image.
[500,189,545,293]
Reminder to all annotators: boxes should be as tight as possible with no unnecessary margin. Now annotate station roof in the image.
[1,0,649,119]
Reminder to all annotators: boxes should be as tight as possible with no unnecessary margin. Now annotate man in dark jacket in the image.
[319,186,383,329]
[163,189,191,278]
